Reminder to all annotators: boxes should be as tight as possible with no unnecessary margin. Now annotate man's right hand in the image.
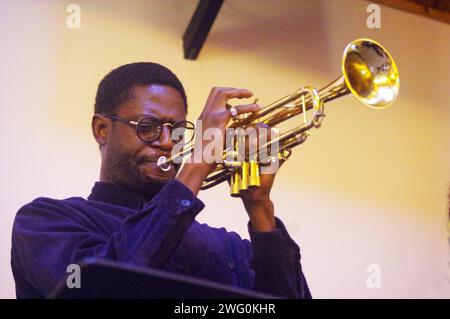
[176,87,260,196]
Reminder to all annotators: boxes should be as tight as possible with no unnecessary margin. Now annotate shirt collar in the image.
[87,182,149,210]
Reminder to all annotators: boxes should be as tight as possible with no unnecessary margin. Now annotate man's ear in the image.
[92,114,110,147]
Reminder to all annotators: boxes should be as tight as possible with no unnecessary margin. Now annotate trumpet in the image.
[157,38,400,196]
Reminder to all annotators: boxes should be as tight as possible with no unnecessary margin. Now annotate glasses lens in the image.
[137,118,160,142]
[171,121,195,145]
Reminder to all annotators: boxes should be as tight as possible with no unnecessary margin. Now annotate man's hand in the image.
[240,169,278,232]
[238,123,283,232]
[176,87,260,196]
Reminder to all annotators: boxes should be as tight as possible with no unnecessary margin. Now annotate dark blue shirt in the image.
[11,179,311,298]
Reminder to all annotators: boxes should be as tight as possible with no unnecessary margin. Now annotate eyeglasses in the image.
[101,113,195,145]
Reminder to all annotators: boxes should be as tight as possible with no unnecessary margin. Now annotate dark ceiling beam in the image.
[367,0,450,24]
[182,0,224,60]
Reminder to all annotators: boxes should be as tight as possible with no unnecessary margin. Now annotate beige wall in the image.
[0,0,449,298]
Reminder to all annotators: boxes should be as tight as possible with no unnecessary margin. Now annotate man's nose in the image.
[152,124,173,150]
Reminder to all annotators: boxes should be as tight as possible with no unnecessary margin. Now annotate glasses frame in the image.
[101,113,195,144]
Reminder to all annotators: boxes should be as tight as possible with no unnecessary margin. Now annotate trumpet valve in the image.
[248,161,261,187]
[240,162,250,191]
[230,169,242,197]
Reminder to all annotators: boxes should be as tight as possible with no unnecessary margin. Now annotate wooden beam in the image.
[182,0,224,60]
[368,0,450,24]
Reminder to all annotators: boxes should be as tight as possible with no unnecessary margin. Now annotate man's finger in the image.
[231,103,260,116]
[210,87,253,102]
[222,89,253,100]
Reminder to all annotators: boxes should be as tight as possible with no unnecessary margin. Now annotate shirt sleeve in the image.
[247,217,312,299]
[11,179,204,298]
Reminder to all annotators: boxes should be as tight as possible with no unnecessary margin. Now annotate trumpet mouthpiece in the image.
[157,156,171,172]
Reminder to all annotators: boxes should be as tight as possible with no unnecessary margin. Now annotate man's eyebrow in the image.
[135,114,179,124]
[135,113,159,119]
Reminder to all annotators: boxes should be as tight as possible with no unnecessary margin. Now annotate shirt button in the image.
[181,199,191,207]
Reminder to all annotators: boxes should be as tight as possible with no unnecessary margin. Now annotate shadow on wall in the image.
[192,0,334,76]
[80,0,334,77]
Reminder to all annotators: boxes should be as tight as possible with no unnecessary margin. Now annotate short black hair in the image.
[94,62,187,114]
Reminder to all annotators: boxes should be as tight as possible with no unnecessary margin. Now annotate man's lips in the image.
[140,160,160,168]
[139,155,169,164]
[141,159,157,164]
[139,157,174,173]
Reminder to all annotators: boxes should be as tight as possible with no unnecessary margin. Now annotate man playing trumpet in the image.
[11,62,311,299]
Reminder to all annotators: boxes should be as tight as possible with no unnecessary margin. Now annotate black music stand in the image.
[48,258,277,299]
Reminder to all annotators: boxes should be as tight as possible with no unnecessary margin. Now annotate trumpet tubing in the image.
[157,38,400,196]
